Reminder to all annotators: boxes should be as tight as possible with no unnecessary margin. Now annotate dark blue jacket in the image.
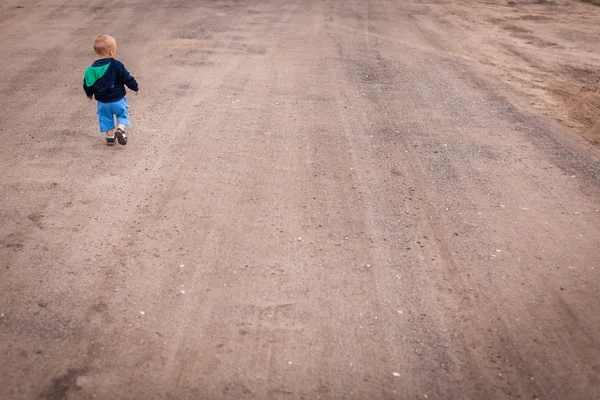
[83,58,139,103]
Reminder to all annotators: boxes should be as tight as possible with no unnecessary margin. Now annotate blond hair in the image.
[93,34,116,57]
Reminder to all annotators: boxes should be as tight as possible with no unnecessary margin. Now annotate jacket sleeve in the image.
[117,61,139,92]
[83,79,94,97]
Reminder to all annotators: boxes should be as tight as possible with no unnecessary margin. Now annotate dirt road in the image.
[1,0,599,399]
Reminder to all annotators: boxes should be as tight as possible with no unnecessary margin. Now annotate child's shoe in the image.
[106,135,116,146]
[115,127,127,145]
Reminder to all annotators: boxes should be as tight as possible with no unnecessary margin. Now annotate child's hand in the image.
[135,90,140,96]
[87,95,93,101]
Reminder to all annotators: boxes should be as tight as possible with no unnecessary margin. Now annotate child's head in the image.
[93,34,117,58]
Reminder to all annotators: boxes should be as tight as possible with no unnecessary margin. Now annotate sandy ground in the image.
[1,0,599,399]
[425,0,600,152]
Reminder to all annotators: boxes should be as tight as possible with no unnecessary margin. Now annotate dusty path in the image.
[1,0,599,399]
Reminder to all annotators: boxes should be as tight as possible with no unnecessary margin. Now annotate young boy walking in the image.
[83,34,139,146]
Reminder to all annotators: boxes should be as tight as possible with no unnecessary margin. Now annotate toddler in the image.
[83,34,139,145]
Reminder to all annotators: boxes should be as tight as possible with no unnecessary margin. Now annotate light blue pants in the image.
[97,97,131,133]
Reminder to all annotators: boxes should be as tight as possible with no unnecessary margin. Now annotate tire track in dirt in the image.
[422,0,600,153]
[325,0,600,397]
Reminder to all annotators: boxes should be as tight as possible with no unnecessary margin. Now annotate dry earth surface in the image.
[1,0,599,399]
[425,0,600,152]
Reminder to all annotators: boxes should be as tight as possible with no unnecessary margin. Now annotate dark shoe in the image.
[115,127,128,145]
[106,135,116,146]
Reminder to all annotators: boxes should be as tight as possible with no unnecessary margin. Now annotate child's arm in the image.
[124,72,139,94]
[116,61,139,94]
[83,79,94,99]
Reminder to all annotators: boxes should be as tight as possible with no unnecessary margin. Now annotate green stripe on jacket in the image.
[84,62,111,87]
